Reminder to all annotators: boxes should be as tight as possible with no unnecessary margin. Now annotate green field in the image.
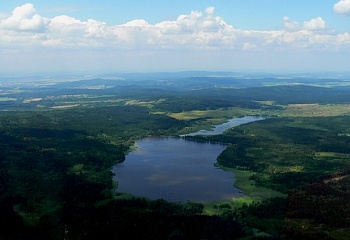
[0,97,17,101]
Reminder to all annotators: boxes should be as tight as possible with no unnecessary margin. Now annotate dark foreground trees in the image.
[0,107,247,240]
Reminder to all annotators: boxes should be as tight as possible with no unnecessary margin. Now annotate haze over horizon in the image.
[1,1,350,74]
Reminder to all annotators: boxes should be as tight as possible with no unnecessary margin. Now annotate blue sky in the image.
[1,1,350,74]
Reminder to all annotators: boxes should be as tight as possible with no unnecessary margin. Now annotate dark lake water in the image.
[112,116,264,203]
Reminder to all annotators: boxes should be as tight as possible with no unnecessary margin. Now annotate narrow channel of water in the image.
[180,116,265,136]
[112,116,264,202]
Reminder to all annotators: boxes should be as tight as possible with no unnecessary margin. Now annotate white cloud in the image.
[337,32,350,45]
[47,15,88,47]
[283,17,300,32]
[334,0,350,15]
[85,19,108,38]
[242,42,257,50]
[303,17,326,31]
[0,3,349,53]
[0,3,49,32]
[122,19,151,27]
[154,7,228,36]
[145,7,236,48]
[205,6,215,16]
[283,17,326,32]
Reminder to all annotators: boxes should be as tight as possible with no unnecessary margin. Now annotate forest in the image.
[0,72,350,239]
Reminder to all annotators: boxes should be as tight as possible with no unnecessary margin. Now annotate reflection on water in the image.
[112,116,264,202]
[113,137,244,202]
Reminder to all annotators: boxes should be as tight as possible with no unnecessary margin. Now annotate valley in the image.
[1,72,350,239]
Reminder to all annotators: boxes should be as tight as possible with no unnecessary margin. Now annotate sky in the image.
[1,0,350,74]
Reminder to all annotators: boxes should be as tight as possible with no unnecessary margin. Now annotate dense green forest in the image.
[1,73,350,239]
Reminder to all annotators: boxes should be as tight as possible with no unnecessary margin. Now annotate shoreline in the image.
[215,163,286,201]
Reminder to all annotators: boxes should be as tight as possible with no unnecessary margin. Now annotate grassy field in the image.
[167,103,350,122]
[202,167,286,216]
[0,97,17,101]
[233,169,286,199]
[168,107,259,120]
[214,164,286,200]
[282,103,350,117]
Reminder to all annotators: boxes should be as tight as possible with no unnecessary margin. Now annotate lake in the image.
[180,115,265,136]
[112,116,264,202]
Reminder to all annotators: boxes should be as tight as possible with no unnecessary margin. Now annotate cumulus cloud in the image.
[334,0,350,15]
[0,3,49,32]
[283,17,326,32]
[122,19,151,27]
[283,17,299,32]
[0,3,349,52]
[337,32,350,44]
[303,17,326,31]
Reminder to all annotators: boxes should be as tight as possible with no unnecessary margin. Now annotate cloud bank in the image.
[1,3,350,73]
[1,3,349,51]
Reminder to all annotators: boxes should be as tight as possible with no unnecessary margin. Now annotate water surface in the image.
[181,115,265,136]
[113,137,243,202]
[112,116,264,202]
